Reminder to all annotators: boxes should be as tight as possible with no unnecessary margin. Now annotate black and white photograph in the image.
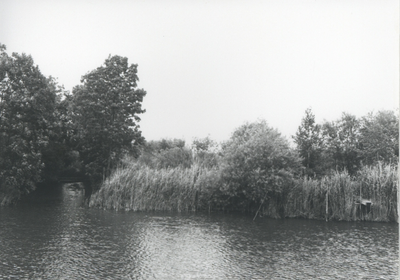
[0,0,399,279]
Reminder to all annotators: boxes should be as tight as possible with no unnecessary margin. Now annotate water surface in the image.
[0,184,398,279]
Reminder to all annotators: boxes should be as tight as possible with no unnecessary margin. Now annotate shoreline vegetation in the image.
[90,157,398,223]
[1,44,399,223]
[90,115,399,223]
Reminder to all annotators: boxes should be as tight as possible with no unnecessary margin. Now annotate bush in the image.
[219,120,302,211]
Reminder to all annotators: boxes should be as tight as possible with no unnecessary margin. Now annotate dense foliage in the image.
[294,108,399,177]
[0,45,61,204]
[0,44,146,204]
[138,139,193,169]
[220,120,302,210]
[69,55,146,188]
[358,110,399,165]
[293,108,323,177]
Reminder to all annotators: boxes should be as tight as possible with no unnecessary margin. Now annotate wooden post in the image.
[253,193,268,221]
[325,190,328,222]
[360,183,362,220]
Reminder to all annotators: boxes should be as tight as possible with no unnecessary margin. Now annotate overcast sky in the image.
[1,0,398,144]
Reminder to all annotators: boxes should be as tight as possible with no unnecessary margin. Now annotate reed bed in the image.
[90,160,398,222]
[284,163,398,222]
[89,162,222,212]
[356,163,398,222]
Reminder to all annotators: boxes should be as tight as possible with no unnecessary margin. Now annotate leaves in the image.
[0,45,59,202]
[221,120,302,206]
[293,108,323,177]
[70,55,146,186]
[358,110,399,165]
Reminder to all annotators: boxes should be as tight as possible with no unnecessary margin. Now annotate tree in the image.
[138,139,193,169]
[40,88,82,182]
[293,108,323,177]
[221,120,302,209]
[70,55,146,187]
[192,136,217,153]
[0,44,58,203]
[191,136,219,168]
[321,112,361,175]
[358,110,399,165]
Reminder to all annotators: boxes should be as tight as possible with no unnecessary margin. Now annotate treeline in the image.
[294,108,398,177]
[90,114,398,222]
[1,44,398,222]
[0,44,146,205]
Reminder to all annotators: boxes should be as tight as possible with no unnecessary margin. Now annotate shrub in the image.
[219,120,302,211]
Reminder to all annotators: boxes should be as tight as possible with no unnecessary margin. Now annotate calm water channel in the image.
[0,184,398,279]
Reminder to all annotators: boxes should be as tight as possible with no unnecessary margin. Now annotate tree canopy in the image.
[295,108,399,176]
[70,55,146,186]
[0,45,59,204]
[358,110,399,165]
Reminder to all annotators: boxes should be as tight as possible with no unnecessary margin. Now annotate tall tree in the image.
[293,108,323,177]
[70,55,146,187]
[0,44,58,203]
[337,113,361,173]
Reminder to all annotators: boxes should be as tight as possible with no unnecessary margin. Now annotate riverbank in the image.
[89,161,398,222]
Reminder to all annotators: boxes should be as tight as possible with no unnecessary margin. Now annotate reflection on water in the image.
[0,184,398,279]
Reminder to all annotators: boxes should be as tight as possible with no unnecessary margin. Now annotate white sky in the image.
[1,0,399,144]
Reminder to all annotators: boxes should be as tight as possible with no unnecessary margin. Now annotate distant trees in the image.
[69,55,146,187]
[138,139,193,169]
[294,108,399,177]
[358,110,399,165]
[320,112,361,175]
[0,44,59,203]
[191,136,219,168]
[293,108,323,177]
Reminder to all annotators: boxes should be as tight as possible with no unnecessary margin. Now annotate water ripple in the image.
[0,187,398,279]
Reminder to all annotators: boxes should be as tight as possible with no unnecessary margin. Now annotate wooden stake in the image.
[325,190,328,222]
[253,194,268,221]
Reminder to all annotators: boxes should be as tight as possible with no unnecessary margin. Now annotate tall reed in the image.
[284,163,398,222]
[90,159,398,222]
[89,162,222,212]
[356,162,398,222]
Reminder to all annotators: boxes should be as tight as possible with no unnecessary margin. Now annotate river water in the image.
[0,184,398,279]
